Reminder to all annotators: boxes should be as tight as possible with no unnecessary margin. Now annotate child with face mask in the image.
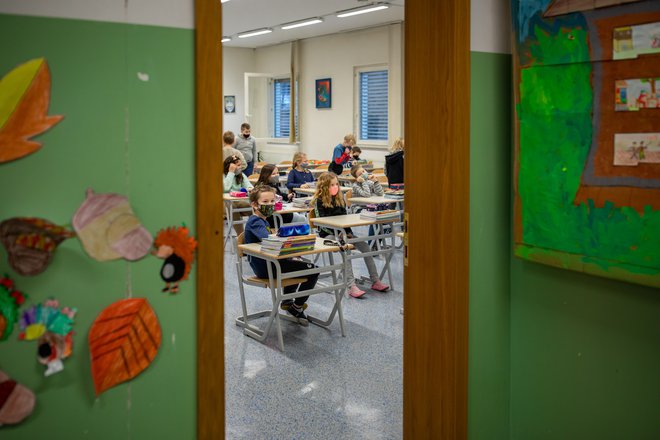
[328,134,355,175]
[244,186,318,325]
[350,163,384,198]
[234,122,257,176]
[312,173,389,298]
[286,152,315,192]
[255,164,306,228]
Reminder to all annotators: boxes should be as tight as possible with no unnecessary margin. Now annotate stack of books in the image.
[260,234,317,256]
[359,210,401,221]
[385,189,404,199]
[292,197,312,208]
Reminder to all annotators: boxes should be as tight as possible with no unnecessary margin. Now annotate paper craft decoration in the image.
[153,226,197,294]
[72,188,153,262]
[0,370,36,426]
[512,1,660,287]
[0,58,63,163]
[19,299,76,377]
[89,298,161,396]
[0,217,75,276]
[0,276,27,342]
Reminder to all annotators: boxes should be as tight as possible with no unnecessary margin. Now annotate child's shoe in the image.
[371,280,390,292]
[280,300,308,311]
[286,304,309,326]
[348,284,366,298]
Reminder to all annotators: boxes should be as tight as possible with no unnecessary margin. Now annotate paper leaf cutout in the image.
[89,298,161,395]
[0,58,63,163]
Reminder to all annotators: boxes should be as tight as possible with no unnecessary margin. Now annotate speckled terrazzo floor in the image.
[224,227,404,440]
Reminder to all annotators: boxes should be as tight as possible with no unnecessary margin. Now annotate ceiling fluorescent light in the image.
[221,0,230,3]
[281,18,323,30]
[337,3,389,18]
[238,28,272,38]
[221,37,231,43]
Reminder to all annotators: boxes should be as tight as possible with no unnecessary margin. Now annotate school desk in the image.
[236,237,350,351]
[309,213,398,289]
[223,193,252,252]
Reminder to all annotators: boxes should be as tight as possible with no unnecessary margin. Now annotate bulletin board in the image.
[512,0,660,287]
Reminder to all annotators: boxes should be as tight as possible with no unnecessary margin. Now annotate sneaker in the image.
[280,300,308,311]
[348,284,366,298]
[371,280,390,292]
[286,304,309,326]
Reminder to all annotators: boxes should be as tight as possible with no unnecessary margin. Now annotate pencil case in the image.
[276,223,311,237]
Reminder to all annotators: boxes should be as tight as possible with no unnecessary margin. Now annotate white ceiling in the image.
[222,0,405,48]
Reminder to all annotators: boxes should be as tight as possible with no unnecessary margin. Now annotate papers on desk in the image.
[292,197,312,208]
[359,209,400,221]
[260,234,317,255]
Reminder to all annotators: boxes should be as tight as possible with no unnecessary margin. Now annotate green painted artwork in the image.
[512,0,660,288]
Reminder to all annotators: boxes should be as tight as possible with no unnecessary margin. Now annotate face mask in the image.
[258,204,275,217]
[301,162,310,169]
[362,172,369,180]
[329,186,340,196]
[269,176,279,185]
[243,133,250,139]
[353,155,360,160]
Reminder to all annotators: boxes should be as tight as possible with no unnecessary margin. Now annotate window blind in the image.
[359,70,388,141]
[274,78,291,138]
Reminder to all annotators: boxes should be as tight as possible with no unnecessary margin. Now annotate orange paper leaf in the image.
[0,58,64,163]
[89,298,161,396]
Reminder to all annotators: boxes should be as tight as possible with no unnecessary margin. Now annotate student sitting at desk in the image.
[286,152,315,192]
[350,163,384,198]
[244,185,318,325]
[223,155,253,234]
[312,173,389,298]
[255,164,306,228]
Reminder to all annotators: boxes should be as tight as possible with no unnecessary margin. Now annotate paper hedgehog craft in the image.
[153,226,197,294]
[0,370,36,426]
[0,276,27,341]
[19,299,76,377]
[72,188,153,262]
[0,217,74,276]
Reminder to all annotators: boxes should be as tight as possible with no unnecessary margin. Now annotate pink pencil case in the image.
[229,191,247,197]
[275,202,283,211]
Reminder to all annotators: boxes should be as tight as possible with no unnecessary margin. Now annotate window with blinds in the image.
[274,78,291,138]
[359,70,388,141]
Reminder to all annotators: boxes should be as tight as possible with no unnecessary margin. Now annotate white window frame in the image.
[244,72,292,141]
[354,64,390,147]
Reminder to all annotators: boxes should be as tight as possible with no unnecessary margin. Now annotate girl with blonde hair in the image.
[312,172,389,298]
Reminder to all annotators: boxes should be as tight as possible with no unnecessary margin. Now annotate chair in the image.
[372,167,384,174]
[376,175,388,184]
[345,189,353,210]
[234,233,308,349]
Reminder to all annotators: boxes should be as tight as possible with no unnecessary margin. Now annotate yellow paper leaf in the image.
[0,58,63,163]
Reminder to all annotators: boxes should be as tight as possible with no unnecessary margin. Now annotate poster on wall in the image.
[511,0,660,288]
[224,95,235,113]
[315,78,331,109]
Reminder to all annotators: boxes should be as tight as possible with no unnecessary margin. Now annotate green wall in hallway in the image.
[469,50,512,440]
[0,14,196,439]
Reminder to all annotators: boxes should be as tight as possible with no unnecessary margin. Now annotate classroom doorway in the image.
[195,0,469,438]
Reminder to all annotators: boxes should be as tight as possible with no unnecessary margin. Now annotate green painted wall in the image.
[510,260,660,439]
[469,50,660,439]
[0,15,195,439]
[469,51,512,440]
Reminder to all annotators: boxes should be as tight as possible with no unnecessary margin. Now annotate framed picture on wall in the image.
[315,78,331,109]
[224,95,235,113]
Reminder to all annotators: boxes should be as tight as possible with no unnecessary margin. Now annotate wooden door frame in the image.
[195,0,470,438]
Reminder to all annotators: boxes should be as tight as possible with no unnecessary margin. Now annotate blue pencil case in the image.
[276,223,311,237]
